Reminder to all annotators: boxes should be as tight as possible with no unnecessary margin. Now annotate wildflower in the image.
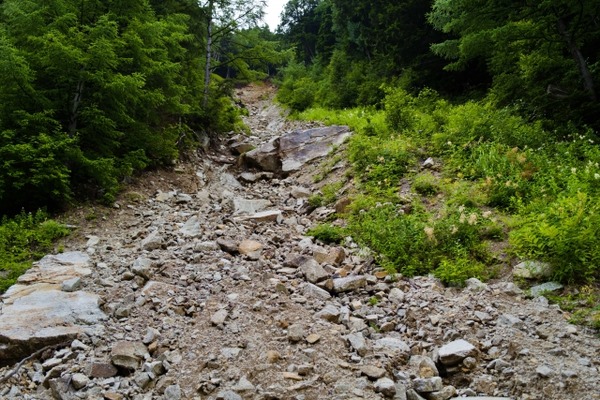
[450,225,458,234]
[571,167,577,174]
[595,173,600,180]
[424,226,436,243]
[482,211,492,218]
[468,213,478,225]
[459,213,466,223]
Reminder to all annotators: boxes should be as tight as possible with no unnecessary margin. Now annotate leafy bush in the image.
[510,192,600,283]
[0,210,69,292]
[306,224,346,244]
[435,255,487,286]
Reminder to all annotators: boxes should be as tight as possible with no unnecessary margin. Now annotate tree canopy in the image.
[0,0,287,215]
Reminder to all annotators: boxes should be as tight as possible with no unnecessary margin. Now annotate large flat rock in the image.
[0,252,105,365]
[244,126,352,174]
[0,288,105,365]
[279,126,351,173]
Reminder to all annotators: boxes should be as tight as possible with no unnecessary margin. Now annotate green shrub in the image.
[306,224,346,244]
[435,255,486,286]
[510,192,600,283]
[0,210,70,292]
[413,172,440,196]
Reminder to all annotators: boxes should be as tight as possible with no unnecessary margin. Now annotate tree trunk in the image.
[68,78,84,136]
[203,0,214,108]
[557,18,597,102]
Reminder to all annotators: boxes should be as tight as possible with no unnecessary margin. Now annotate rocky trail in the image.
[1,84,599,400]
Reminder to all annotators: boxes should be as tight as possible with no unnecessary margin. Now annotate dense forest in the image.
[1,0,599,322]
[0,0,287,215]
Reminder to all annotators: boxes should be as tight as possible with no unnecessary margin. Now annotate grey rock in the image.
[220,173,243,189]
[71,373,89,390]
[211,309,229,326]
[438,339,477,366]
[217,238,239,254]
[428,386,456,400]
[287,324,305,342]
[301,282,332,300]
[164,384,182,400]
[176,193,193,203]
[141,231,163,251]
[111,341,149,370]
[61,277,81,292]
[291,187,312,199]
[316,304,341,323]
[374,338,410,360]
[134,372,152,389]
[332,275,366,293]
[513,260,552,279]
[536,364,553,378]
[465,277,487,292]
[195,241,220,252]
[300,258,329,283]
[216,390,242,400]
[345,333,368,356]
[388,287,405,304]
[232,198,272,215]
[361,365,386,379]
[497,314,523,329]
[86,236,100,247]
[530,281,563,297]
[180,216,202,237]
[407,389,427,400]
[413,377,443,393]
[236,210,282,223]
[244,139,281,172]
[374,377,396,398]
[494,282,523,295]
[232,376,255,392]
[0,289,105,364]
[132,257,154,280]
[280,126,352,173]
[422,157,435,168]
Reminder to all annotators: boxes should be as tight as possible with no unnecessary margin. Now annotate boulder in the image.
[243,126,352,175]
[332,276,366,293]
[244,139,281,172]
[232,198,272,215]
[279,126,351,173]
[438,339,477,366]
[513,260,552,279]
[111,341,149,370]
[0,289,105,365]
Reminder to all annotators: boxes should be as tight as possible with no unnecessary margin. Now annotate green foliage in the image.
[413,172,440,196]
[306,223,346,244]
[309,181,343,207]
[511,192,600,283]
[0,0,260,215]
[429,0,600,128]
[0,210,69,293]
[435,255,486,287]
